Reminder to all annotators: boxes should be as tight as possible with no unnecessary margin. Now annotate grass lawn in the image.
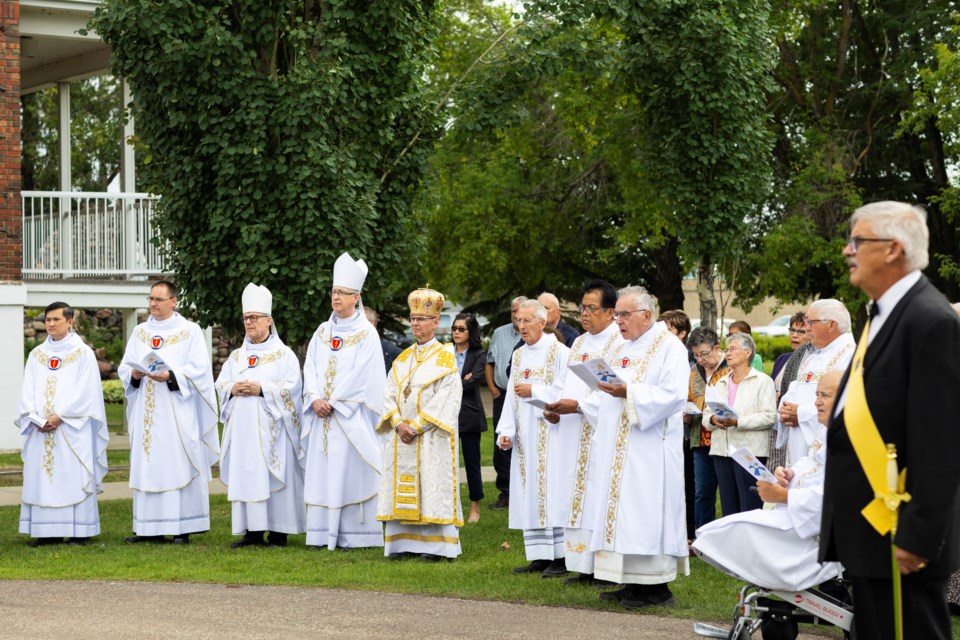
[0,481,756,627]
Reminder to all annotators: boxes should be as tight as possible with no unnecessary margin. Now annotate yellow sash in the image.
[844,318,910,535]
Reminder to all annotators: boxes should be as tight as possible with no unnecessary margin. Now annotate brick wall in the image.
[0,2,19,282]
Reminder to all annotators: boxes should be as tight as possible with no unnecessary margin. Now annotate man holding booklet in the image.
[118,281,220,544]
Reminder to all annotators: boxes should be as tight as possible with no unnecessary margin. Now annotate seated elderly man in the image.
[692,370,844,591]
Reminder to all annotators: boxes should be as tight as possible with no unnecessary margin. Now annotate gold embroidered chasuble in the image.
[17,333,109,508]
[118,314,220,493]
[581,323,691,557]
[376,339,463,526]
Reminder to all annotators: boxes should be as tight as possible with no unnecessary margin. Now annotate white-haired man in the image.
[303,253,386,550]
[218,283,305,548]
[552,286,689,608]
[821,202,960,640]
[538,292,580,347]
[496,299,571,576]
[777,298,854,465]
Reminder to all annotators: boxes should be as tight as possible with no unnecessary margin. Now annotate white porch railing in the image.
[22,191,167,279]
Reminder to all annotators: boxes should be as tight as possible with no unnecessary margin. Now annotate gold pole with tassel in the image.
[885,444,904,640]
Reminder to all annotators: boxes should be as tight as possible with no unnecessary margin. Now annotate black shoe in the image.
[599,585,632,602]
[512,559,551,574]
[125,535,166,544]
[266,532,288,548]
[563,572,595,585]
[29,537,62,548]
[420,553,443,562]
[67,537,88,546]
[386,552,417,560]
[541,559,569,578]
[622,584,675,609]
[488,497,509,510]
[172,534,190,545]
[231,532,265,549]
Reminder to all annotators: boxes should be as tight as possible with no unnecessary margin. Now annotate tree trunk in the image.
[697,254,718,332]
[647,235,685,311]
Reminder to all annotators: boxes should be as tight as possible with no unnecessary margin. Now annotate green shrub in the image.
[753,335,793,362]
[102,380,125,404]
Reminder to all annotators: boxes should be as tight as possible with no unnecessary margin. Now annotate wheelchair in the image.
[693,580,855,640]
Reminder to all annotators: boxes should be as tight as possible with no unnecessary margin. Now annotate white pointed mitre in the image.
[242,283,272,315]
[333,252,368,292]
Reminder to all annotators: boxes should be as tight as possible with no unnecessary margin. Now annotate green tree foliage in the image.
[91,0,440,344]
[736,0,960,312]
[419,2,686,316]
[21,76,122,192]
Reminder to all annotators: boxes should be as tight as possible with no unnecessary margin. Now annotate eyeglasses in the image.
[804,317,830,326]
[330,288,358,298]
[788,327,807,335]
[845,236,895,253]
[452,326,468,332]
[146,296,173,303]
[242,315,268,324]
[612,309,647,321]
[577,304,603,315]
[409,316,436,324]
[724,346,742,354]
[691,349,715,360]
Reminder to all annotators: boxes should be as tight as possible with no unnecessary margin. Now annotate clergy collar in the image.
[525,331,556,351]
[44,331,82,353]
[629,320,666,346]
[814,332,853,355]
[415,337,438,351]
[332,309,361,325]
[147,312,186,331]
[245,332,279,351]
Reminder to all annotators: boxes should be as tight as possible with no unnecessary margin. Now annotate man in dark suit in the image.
[820,201,960,640]
[365,308,402,374]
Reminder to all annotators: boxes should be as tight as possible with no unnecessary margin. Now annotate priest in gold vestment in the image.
[377,286,463,561]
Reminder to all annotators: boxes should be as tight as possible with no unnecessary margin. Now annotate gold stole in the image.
[843,319,910,535]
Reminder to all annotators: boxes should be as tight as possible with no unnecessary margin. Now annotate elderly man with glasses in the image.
[777,299,854,466]
[217,284,305,548]
[302,253,386,550]
[119,280,220,545]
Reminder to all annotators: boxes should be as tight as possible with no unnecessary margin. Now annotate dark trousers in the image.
[850,573,951,640]
[713,454,764,516]
[492,389,511,500]
[683,441,695,540]
[692,445,718,530]
[460,431,484,502]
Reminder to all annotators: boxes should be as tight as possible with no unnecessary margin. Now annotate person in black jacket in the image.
[453,313,487,524]
[820,201,960,640]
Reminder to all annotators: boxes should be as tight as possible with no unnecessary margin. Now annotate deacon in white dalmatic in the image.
[495,299,571,576]
[377,285,463,561]
[218,283,305,548]
[17,301,109,546]
[302,253,386,549]
[693,370,844,591]
[119,281,220,544]
[554,285,689,609]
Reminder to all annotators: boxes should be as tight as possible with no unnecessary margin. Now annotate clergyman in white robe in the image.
[17,330,109,542]
[119,311,220,539]
[218,297,305,546]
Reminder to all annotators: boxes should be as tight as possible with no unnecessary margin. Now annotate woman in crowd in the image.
[703,331,776,515]
[770,312,810,393]
[452,313,487,524]
[727,320,763,371]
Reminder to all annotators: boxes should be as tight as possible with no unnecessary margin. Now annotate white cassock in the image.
[302,311,386,549]
[581,321,689,585]
[693,425,842,590]
[496,332,570,561]
[777,334,854,465]
[532,323,622,572]
[17,333,109,538]
[217,332,305,536]
[377,338,462,558]
[119,313,220,536]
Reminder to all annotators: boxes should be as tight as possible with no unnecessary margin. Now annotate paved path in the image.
[0,579,836,639]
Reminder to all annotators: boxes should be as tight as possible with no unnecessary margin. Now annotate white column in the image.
[0,284,26,451]
[119,77,136,192]
[120,77,140,279]
[58,82,73,278]
[122,308,140,434]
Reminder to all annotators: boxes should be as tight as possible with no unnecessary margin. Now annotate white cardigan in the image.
[702,367,777,458]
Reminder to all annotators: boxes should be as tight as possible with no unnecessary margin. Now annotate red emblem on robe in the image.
[48,357,61,371]
[247,355,259,368]
[331,337,343,351]
[621,357,631,368]
[804,371,814,383]
[523,369,532,379]
[580,353,589,362]
[151,336,164,350]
